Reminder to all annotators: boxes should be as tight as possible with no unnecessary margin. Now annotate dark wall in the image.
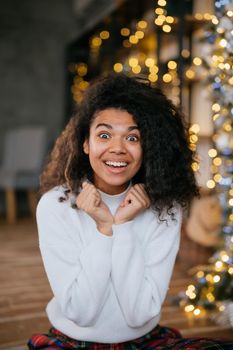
[0,0,78,158]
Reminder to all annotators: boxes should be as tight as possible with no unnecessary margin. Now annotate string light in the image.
[167,61,177,70]
[186,69,195,79]
[208,148,218,157]
[128,57,138,67]
[137,20,147,29]
[166,16,174,24]
[113,63,123,73]
[181,49,190,58]
[145,58,155,67]
[121,28,130,36]
[100,31,110,40]
[148,74,158,83]
[213,157,222,166]
[135,30,144,39]
[91,37,102,48]
[207,180,216,189]
[155,7,164,15]
[195,13,203,20]
[163,73,172,83]
[157,0,166,6]
[129,35,138,44]
[162,24,171,32]
[132,65,141,74]
[193,308,201,316]
[193,57,202,66]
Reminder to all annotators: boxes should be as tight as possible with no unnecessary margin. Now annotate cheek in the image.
[131,145,143,163]
[88,139,106,157]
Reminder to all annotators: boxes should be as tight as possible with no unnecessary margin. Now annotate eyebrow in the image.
[95,123,139,131]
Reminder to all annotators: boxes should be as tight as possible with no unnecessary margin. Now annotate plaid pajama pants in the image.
[28,325,233,350]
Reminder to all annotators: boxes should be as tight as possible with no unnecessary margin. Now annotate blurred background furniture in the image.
[0,126,47,224]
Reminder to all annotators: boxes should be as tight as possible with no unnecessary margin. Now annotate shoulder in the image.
[143,204,182,227]
[37,185,73,217]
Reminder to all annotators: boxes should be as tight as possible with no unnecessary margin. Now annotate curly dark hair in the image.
[41,73,199,216]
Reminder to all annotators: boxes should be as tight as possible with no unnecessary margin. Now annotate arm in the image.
[111,207,182,327]
[37,191,113,326]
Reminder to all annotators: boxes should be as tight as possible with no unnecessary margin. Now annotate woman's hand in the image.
[76,182,114,236]
[114,184,150,225]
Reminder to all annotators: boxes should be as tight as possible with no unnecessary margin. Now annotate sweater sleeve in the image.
[37,191,113,326]
[111,207,182,327]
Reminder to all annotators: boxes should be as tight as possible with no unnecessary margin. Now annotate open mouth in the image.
[104,161,128,168]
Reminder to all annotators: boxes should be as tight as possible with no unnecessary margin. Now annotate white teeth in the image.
[105,161,128,167]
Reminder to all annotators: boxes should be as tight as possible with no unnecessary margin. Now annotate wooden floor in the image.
[0,218,232,350]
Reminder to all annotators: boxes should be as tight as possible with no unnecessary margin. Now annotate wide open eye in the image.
[127,135,140,142]
[99,133,110,139]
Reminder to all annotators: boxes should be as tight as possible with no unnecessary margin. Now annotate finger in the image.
[76,185,99,209]
[82,181,89,189]
[84,190,100,209]
[126,187,148,208]
[132,184,150,207]
[124,191,143,208]
[120,190,139,207]
[129,188,147,207]
[82,181,95,190]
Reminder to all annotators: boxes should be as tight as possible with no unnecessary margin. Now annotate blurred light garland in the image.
[181,0,233,325]
[71,1,178,102]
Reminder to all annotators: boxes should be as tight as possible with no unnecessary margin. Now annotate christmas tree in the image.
[182,0,233,326]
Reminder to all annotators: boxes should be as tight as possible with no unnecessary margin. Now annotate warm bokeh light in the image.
[190,124,200,133]
[76,63,88,76]
[113,63,123,73]
[135,30,144,39]
[158,0,167,6]
[148,74,158,82]
[91,37,102,47]
[207,180,216,189]
[163,73,172,83]
[100,31,110,39]
[213,157,222,166]
[154,18,164,26]
[155,7,164,15]
[137,20,147,29]
[208,148,217,157]
[121,28,130,36]
[132,65,141,74]
[129,35,138,44]
[128,57,138,67]
[168,60,177,70]
[166,16,174,24]
[145,58,155,67]
[181,49,190,58]
[162,24,171,32]
[193,57,202,66]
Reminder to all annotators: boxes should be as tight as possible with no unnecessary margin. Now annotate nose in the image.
[109,137,126,154]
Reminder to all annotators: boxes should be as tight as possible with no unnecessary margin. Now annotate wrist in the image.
[97,223,113,236]
[114,218,126,225]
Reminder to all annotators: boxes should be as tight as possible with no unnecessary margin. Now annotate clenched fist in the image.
[114,184,150,225]
[76,182,114,236]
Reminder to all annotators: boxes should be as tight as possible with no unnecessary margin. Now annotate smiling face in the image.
[83,108,143,194]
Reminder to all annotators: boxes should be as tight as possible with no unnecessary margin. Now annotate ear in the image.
[83,139,89,154]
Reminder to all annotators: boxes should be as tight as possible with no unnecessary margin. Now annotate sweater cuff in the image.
[92,226,114,249]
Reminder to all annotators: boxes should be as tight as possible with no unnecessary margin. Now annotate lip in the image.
[103,161,129,174]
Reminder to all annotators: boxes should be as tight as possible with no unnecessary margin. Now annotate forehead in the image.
[91,108,138,127]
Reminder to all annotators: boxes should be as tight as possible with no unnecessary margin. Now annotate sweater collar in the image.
[98,182,131,212]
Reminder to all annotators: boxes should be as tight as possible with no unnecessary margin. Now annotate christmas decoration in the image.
[181,0,233,326]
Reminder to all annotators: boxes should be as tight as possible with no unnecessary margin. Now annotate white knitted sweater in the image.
[37,185,182,343]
